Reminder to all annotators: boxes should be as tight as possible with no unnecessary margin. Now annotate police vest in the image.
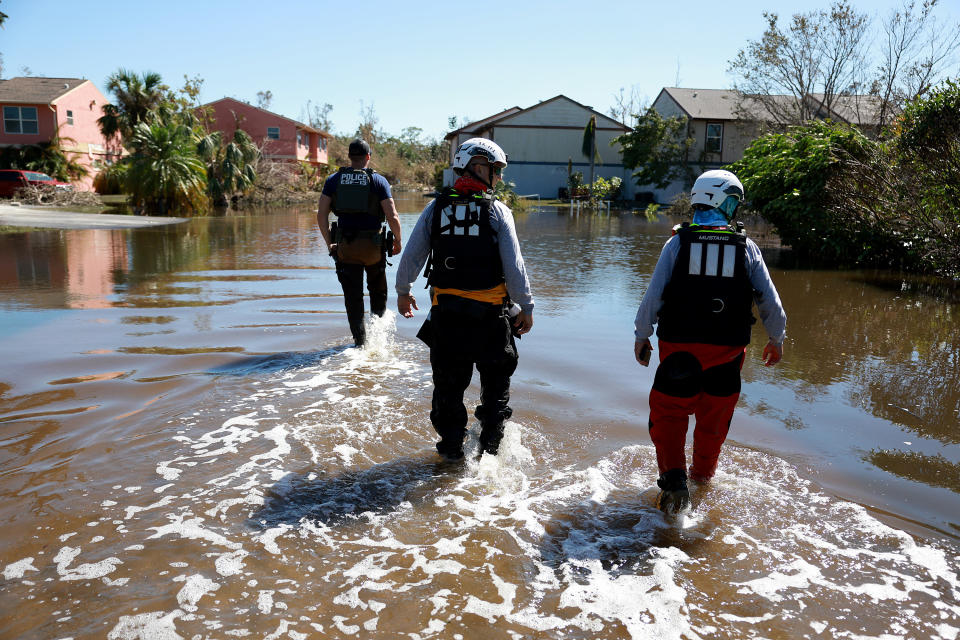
[656,223,756,346]
[331,168,384,233]
[427,189,504,290]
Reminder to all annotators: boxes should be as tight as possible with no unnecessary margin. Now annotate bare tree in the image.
[818,3,872,115]
[874,0,960,129]
[256,90,273,110]
[356,100,379,144]
[729,2,871,125]
[301,100,333,133]
[608,85,646,127]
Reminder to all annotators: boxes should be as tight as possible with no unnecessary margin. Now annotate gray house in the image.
[444,95,634,200]
[649,87,882,203]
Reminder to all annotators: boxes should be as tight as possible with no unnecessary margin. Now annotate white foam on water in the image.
[51,317,959,640]
[107,611,183,640]
[463,568,517,622]
[175,574,220,612]
[147,515,242,550]
[3,556,38,580]
[257,590,274,614]
[214,550,248,577]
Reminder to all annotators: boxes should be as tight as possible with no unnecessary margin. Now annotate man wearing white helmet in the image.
[634,169,787,514]
[395,137,534,460]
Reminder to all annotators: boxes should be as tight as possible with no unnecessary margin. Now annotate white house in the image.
[444,95,634,200]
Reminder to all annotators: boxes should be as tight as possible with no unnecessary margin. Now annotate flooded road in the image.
[1,197,958,638]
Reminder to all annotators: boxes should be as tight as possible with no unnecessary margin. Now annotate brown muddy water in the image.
[1,195,958,639]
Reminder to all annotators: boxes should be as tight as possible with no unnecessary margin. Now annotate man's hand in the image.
[392,237,402,256]
[514,311,533,335]
[762,340,782,366]
[635,339,653,366]
[398,293,418,318]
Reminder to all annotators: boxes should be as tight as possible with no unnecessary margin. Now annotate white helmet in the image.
[690,169,744,220]
[453,137,508,174]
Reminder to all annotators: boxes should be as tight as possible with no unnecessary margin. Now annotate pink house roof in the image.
[201,97,330,137]
[0,77,91,104]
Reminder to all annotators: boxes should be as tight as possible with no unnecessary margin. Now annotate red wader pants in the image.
[648,340,746,482]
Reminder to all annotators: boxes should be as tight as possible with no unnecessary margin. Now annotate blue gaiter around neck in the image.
[692,208,730,227]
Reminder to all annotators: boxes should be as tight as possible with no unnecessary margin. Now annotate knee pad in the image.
[702,354,743,396]
[653,351,702,398]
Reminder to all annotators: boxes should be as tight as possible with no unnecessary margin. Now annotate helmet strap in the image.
[464,165,493,190]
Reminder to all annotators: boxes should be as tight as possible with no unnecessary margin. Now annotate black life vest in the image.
[656,223,756,346]
[426,188,504,290]
[331,168,384,233]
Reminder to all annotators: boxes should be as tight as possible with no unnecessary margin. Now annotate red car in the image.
[0,169,73,198]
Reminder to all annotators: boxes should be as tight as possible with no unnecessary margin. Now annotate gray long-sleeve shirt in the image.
[395,198,535,315]
[634,233,787,345]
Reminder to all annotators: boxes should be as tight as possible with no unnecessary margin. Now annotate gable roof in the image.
[0,77,91,105]
[201,97,328,136]
[656,87,882,125]
[444,94,630,140]
[445,106,523,140]
[807,93,884,126]
[656,88,742,120]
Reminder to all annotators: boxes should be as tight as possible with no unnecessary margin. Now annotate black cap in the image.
[348,139,371,157]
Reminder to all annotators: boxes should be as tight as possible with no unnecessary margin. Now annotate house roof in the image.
[807,93,884,126]
[656,88,751,120]
[444,94,630,140]
[657,87,882,125]
[0,77,90,105]
[445,106,523,140]
[201,97,330,136]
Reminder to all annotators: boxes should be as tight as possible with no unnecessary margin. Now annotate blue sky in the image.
[2,0,959,140]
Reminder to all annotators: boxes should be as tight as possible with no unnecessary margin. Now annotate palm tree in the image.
[582,116,597,199]
[197,128,259,207]
[97,69,168,145]
[125,121,207,215]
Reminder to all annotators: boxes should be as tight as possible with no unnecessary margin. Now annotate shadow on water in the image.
[207,345,351,376]
[249,455,464,530]
[538,488,714,576]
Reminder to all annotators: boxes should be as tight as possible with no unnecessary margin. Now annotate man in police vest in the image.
[395,138,534,460]
[318,139,402,347]
[634,169,787,514]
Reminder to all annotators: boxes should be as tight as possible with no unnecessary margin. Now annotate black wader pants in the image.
[335,257,387,346]
[418,296,518,455]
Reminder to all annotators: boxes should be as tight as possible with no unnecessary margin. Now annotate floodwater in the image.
[1,195,958,639]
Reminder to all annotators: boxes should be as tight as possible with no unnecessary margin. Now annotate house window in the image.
[321,137,327,151]
[66,110,74,125]
[705,122,723,154]
[267,126,280,140]
[3,106,39,134]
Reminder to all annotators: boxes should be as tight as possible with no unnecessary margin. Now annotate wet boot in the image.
[349,318,366,348]
[656,468,691,514]
[477,423,504,457]
[436,437,464,461]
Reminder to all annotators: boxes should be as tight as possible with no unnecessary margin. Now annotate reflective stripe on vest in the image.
[688,241,737,278]
[439,201,482,237]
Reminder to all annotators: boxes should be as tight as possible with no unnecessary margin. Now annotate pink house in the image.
[200,97,330,168]
[0,77,119,190]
